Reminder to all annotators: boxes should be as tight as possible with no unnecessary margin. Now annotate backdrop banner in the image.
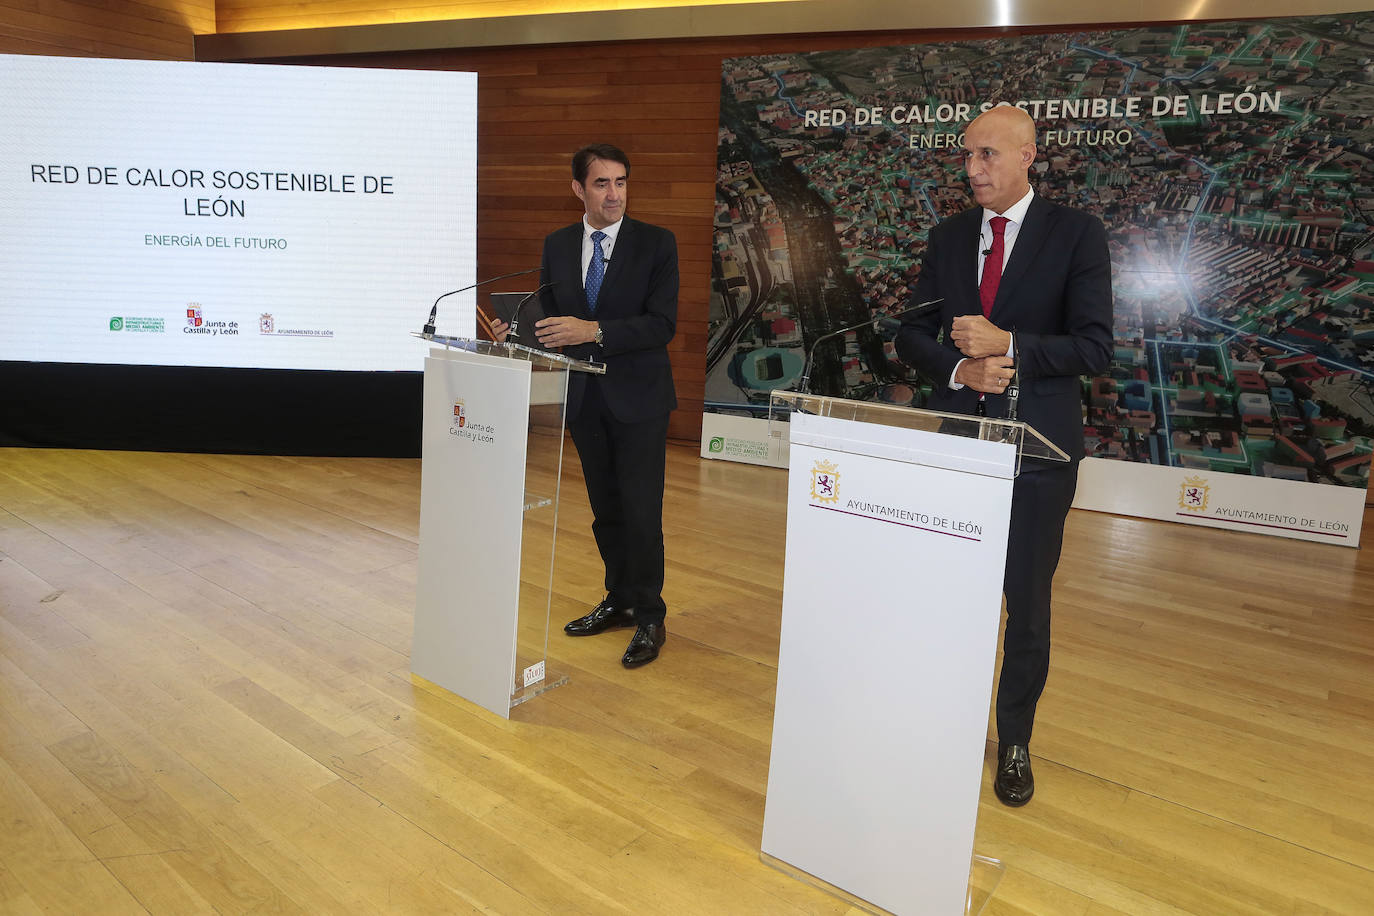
[705,12,1373,545]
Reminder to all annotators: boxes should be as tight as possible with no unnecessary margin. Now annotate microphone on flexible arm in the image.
[976,327,1019,419]
[421,265,542,337]
[1006,328,1020,421]
[796,297,943,394]
[506,280,558,343]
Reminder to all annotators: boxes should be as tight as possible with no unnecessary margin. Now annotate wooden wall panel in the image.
[274,28,988,441]
[214,0,790,34]
[0,0,212,60]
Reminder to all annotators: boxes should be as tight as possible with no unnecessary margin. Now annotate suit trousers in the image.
[567,379,670,625]
[996,461,1080,747]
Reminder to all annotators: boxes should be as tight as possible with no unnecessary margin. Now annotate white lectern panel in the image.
[763,412,1013,915]
[413,348,531,718]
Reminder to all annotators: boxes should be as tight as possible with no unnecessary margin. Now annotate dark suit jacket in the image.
[539,217,678,424]
[895,194,1113,462]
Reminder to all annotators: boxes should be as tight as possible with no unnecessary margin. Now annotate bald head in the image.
[963,105,1037,214]
[972,105,1036,145]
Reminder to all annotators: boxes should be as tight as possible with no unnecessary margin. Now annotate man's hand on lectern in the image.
[535,316,597,348]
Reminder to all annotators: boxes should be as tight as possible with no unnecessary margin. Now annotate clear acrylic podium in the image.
[411,334,605,718]
[767,390,1069,472]
[760,390,1066,916]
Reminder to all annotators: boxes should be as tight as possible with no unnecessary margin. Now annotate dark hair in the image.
[572,144,631,184]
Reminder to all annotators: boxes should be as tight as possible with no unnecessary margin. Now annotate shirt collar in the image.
[584,216,624,244]
[983,187,1034,232]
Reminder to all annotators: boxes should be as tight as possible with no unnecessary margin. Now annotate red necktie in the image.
[979,216,1009,318]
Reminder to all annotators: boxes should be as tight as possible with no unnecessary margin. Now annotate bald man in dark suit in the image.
[896,106,1113,805]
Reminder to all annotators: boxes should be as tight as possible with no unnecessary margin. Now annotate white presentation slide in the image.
[0,54,476,372]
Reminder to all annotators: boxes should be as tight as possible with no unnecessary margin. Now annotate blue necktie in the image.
[585,230,607,314]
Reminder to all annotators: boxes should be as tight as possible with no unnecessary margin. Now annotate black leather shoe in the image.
[564,598,636,636]
[621,622,665,668]
[994,744,1034,807]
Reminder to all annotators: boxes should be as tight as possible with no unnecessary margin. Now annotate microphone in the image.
[797,297,943,394]
[507,281,558,342]
[982,248,993,256]
[978,327,1019,418]
[1005,329,1020,421]
[421,266,541,337]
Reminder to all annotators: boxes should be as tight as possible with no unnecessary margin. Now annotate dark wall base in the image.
[1,362,422,457]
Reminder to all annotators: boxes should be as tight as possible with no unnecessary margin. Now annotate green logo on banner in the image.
[109,317,124,331]
[709,437,725,453]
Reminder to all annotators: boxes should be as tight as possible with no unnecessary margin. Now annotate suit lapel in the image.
[953,212,982,312]
[559,224,588,315]
[991,196,1053,320]
[597,218,633,311]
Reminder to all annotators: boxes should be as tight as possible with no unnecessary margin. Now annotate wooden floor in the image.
[0,444,1372,915]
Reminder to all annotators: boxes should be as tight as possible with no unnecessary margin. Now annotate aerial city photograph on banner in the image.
[709,13,1374,505]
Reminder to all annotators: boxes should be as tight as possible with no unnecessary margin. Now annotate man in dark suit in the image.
[895,106,1112,805]
[528,143,678,668]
